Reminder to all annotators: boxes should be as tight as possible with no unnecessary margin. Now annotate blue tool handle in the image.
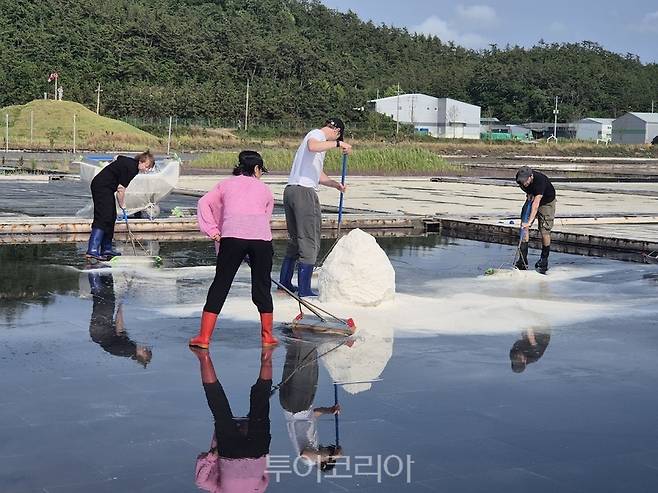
[334,383,340,448]
[337,154,348,225]
[520,199,531,240]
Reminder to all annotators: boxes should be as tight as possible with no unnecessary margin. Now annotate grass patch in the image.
[191,146,461,175]
[1,100,159,150]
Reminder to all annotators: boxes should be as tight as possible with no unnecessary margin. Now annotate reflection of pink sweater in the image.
[195,454,269,493]
[197,175,274,241]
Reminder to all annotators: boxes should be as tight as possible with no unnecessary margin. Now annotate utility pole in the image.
[396,82,400,136]
[549,96,559,142]
[167,116,173,155]
[73,114,77,153]
[4,113,8,153]
[96,83,103,115]
[410,94,415,129]
[245,79,250,132]
[30,110,33,147]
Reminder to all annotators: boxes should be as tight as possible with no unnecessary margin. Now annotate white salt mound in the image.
[319,229,395,306]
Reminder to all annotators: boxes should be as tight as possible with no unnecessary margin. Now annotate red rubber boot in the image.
[260,313,279,347]
[189,311,218,349]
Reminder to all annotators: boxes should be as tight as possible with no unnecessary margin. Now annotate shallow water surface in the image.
[2,236,658,492]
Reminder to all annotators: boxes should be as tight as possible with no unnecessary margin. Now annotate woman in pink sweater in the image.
[189,151,278,348]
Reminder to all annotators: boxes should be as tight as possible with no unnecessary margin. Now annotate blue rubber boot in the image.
[278,256,297,292]
[86,228,108,261]
[297,263,318,297]
[101,231,122,258]
[88,271,103,295]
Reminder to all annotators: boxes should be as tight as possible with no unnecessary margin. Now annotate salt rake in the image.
[109,212,162,267]
[486,199,531,275]
[271,277,356,336]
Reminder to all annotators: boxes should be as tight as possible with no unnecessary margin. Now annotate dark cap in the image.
[515,166,533,185]
[325,117,345,141]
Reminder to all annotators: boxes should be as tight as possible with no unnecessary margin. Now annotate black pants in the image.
[91,185,117,235]
[203,379,272,459]
[204,238,273,314]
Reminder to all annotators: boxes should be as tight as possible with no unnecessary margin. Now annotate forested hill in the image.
[1,0,656,124]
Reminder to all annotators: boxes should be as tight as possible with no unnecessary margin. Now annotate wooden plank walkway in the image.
[0,213,425,243]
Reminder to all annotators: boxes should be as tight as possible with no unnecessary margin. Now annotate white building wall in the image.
[372,94,441,136]
[575,122,612,141]
[647,123,658,143]
[436,98,481,139]
[371,94,480,139]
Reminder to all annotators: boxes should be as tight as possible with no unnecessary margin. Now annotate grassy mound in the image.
[1,100,159,150]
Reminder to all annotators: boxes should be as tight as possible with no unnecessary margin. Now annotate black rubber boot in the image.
[535,245,550,274]
[515,242,529,270]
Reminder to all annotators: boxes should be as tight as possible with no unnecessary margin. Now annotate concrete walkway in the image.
[178,175,658,220]
[176,175,658,253]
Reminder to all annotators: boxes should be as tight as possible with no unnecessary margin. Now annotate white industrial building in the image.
[612,113,658,144]
[574,118,614,142]
[369,94,481,139]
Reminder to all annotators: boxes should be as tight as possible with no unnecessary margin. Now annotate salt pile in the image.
[318,229,395,306]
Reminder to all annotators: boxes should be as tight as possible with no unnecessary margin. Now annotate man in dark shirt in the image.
[86,151,155,261]
[509,328,551,373]
[515,166,557,274]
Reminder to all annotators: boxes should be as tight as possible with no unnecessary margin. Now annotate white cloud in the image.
[455,4,498,28]
[639,11,658,32]
[413,15,489,48]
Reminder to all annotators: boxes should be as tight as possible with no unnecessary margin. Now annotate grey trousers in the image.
[283,185,322,264]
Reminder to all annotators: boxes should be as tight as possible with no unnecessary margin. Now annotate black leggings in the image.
[203,379,272,458]
[203,238,273,314]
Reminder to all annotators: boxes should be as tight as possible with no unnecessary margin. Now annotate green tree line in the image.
[1,0,656,124]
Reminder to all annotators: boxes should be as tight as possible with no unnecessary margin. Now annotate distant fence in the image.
[2,111,88,153]
[1,111,407,152]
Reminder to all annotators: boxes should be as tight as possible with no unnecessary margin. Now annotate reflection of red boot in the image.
[260,313,279,347]
[189,346,218,383]
[189,311,218,349]
[260,346,274,380]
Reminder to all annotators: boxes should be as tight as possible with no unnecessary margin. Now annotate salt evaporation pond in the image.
[2,235,658,492]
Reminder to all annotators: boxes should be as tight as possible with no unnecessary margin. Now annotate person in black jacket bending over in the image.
[515,166,557,274]
[86,151,155,261]
[88,271,152,367]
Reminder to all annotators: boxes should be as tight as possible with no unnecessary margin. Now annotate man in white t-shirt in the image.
[279,118,352,297]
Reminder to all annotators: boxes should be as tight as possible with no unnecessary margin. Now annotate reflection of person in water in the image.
[509,328,551,373]
[88,271,152,367]
[192,346,273,493]
[279,338,342,471]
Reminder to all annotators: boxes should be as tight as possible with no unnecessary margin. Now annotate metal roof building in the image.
[369,94,481,139]
[612,113,658,144]
[574,118,614,142]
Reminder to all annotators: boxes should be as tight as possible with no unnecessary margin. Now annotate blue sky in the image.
[320,0,658,63]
